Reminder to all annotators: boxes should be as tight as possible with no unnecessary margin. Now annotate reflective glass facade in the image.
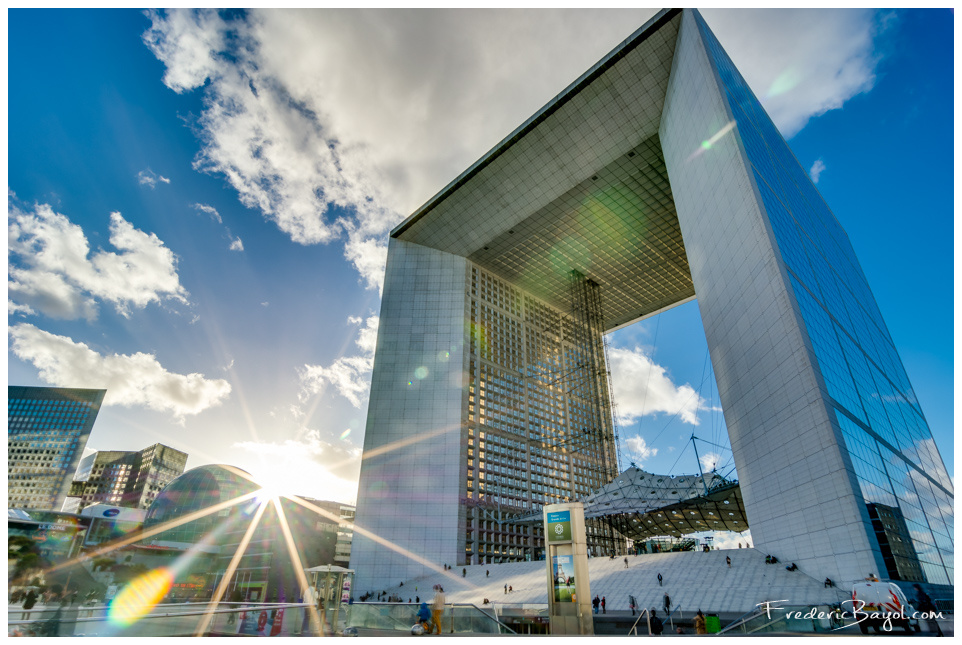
[143,464,259,547]
[694,12,953,585]
[464,266,620,561]
[8,386,105,511]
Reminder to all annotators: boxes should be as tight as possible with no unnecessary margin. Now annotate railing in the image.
[344,602,515,635]
[628,607,651,635]
[7,601,321,637]
[934,598,954,614]
[719,604,845,635]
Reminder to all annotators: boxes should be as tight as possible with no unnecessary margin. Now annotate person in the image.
[592,595,600,614]
[416,601,432,633]
[624,556,629,569]
[786,563,798,572]
[462,568,466,578]
[508,585,512,593]
[824,578,833,588]
[649,609,663,635]
[657,572,663,586]
[865,573,879,581]
[431,585,445,635]
[486,570,489,578]
[629,595,636,616]
[912,584,943,636]
[695,609,707,635]
[663,592,671,616]
[726,555,731,568]
[21,589,38,620]
[601,596,606,614]
[504,584,508,594]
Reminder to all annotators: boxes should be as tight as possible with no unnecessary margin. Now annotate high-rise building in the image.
[351,8,953,592]
[66,443,188,511]
[8,386,106,512]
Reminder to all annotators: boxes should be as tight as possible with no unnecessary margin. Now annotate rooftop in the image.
[392,9,692,330]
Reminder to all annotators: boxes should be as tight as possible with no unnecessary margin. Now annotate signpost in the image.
[543,502,592,635]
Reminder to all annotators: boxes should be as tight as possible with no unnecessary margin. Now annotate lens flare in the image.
[108,567,175,626]
[340,428,351,440]
[414,366,429,379]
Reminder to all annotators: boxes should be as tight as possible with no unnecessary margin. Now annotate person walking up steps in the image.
[657,572,663,586]
[726,555,732,568]
[663,592,671,616]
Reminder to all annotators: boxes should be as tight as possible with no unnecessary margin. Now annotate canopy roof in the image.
[583,466,747,540]
[392,9,693,330]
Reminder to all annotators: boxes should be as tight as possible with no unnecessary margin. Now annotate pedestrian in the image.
[657,572,663,586]
[508,586,512,593]
[663,592,671,616]
[912,584,943,636]
[650,609,663,635]
[601,596,606,614]
[726,555,731,568]
[431,585,445,635]
[416,595,419,603]
[624,556,629,568]
[592,595,600,614]
[629,595,636,616]
[504,584,508,594]
[695,609,707,634]
[785,563,798,572]
[486,570,489,578]
[462,568,466,578]
[416,601,432,632]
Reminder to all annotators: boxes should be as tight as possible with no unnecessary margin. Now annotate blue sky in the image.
[7,9,954,505]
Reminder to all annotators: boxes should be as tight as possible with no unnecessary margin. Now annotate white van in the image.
[850,582,920,634]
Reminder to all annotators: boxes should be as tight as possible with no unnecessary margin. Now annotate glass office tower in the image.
[691,12,953,585]
[8,385,106,511]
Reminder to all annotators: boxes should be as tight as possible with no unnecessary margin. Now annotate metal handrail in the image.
[9,602,312,626]
[628,607,651,636]
[718,606,766,633]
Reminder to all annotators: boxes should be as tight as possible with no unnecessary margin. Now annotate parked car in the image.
[850,582,920,634]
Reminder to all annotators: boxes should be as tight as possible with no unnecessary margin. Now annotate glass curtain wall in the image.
[693,11,952,585]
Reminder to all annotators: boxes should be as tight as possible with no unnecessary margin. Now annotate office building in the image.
[66,443,188,512]
[8,386,106,511]
[351,8,953,592]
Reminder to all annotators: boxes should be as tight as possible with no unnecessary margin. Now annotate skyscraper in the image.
[66,443,188,511]
[8,386,106,511]
[350,9,952,591]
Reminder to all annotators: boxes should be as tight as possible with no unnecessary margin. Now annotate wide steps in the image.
[370,548,847,615]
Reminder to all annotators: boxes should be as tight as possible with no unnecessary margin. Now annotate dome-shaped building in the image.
[143,464,260,548]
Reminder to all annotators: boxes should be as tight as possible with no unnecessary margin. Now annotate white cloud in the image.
[706,529,752,550]
[192,202,222,224]
[9,323,231,419]
[142,9,885,290]
[193,202,245,252]
[8,201,189,320]
[625,435,658,464]
[299,315,378,408]
[608,345,707,425]
[809,158,826,184]
[699,451,722,473]
[233,429,361,503]
[702,9,881,138]
[137,169,171,188]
